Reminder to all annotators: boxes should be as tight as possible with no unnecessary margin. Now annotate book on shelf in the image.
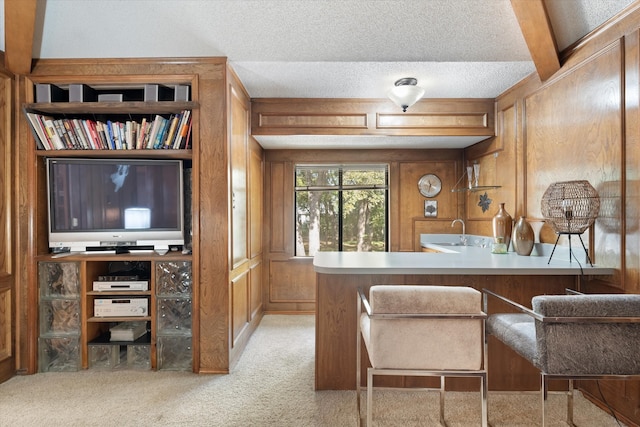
[153,115,170,149]
[25,112,50,150]
[136,118,148,149]
[162,113,181,149]
[71,119,90,149]
[145,115,163,149]
[175,110,192,149]
[117,122,126,150]
[86,120,102,149]
[53,119,73,149]
[96,121,109,149]
[42,118,65,149]
[62,119,83,149]
[25,110,192,151]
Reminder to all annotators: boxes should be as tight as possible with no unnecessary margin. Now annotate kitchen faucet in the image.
[451,219,466,245]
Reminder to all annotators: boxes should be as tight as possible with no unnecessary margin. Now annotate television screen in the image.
[46,158,185,253]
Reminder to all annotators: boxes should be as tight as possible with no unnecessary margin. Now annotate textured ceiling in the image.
[0,0,634,148]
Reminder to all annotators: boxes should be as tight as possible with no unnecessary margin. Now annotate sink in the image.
[430,242,465,247]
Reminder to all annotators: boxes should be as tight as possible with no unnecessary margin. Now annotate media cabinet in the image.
[15,58,264,374]
[38,255,192,371]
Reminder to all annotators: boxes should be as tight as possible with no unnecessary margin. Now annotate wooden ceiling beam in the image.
[4,0,38,75]
[510,0,560,81]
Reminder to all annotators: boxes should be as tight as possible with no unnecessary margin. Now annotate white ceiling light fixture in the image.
[387,77,425,112]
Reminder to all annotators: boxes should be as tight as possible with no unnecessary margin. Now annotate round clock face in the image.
[418,174,442,197]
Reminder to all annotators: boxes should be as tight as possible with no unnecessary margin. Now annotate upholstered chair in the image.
[484,289,640,426]
[356,285,488,426]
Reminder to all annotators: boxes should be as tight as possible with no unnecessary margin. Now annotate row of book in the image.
[25,110,192,151]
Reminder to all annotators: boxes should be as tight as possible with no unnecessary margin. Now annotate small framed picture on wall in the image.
[424,200,438,217]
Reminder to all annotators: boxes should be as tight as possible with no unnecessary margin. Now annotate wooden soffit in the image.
[510,0,560,81]
[251,98,495,138]
[4,0,38,75]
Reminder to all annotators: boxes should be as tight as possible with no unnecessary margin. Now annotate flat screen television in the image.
[46,157,185,254]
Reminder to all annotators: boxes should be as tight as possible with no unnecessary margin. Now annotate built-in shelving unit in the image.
[27,78,196,372]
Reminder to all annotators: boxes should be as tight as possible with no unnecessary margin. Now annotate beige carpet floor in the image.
[0,314,626,426]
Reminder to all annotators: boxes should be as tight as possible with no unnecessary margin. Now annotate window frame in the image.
[294,163,389,256]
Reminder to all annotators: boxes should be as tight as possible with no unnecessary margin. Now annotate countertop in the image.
[312,234,614,276]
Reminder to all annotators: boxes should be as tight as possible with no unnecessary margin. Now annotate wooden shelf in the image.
[35,149,192,159]
[88,316,151,323]
[87,290,151,296]
[89,333,151,346]
[451,185,501,193]
[38,252,192,262]
[24,101,197,115]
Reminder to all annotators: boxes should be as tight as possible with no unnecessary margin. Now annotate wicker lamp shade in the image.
[541,180,600,234]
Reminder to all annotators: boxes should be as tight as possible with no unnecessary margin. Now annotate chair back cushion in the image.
[361,285,483,370]
[532,294,640,374]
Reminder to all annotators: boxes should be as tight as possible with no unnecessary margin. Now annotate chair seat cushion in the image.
[488,305,640,375]
[361,285,483,370]
[486,313,539,368]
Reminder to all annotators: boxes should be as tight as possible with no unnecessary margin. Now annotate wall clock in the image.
[418,174,442,197]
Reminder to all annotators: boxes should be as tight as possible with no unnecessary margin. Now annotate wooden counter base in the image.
[315,273,581,391]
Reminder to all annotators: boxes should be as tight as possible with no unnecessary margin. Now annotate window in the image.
[295,164,388,256]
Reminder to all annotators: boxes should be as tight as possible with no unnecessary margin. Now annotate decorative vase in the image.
[512,216,535,256]
[492,203,513,251]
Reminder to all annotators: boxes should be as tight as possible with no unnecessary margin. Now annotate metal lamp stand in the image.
[547,232,593,266]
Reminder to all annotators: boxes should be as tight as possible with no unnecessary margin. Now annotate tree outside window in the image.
[295,164,388,256]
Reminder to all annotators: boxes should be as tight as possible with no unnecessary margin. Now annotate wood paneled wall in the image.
[467,5,640,425]
[227,67,264,368]
[259,5,640,422]
[263,149,465,313]
[0,62,16,382]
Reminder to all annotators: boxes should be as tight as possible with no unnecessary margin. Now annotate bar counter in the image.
[313,236,614,390]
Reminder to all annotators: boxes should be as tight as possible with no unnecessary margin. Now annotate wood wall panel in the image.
[0,68,14,381]
[192,61,228,373]
[0,289,11,362]
[269,259,315,303]
[250,261,262,319]
[231,270,249,347]
[475,8,640,422]
[524,41,623,280]
[268,161,287,253]
[0,76,11,276]
[398,160,460,251]
[624,29,640,295]
[249,141,264,259]
[463,104,518,235]
[230,84,248,268]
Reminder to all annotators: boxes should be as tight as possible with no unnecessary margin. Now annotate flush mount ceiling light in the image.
[387,77,425,112]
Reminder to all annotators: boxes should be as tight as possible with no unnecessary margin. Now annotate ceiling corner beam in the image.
[4,0,38,75]
[510,0,560,81]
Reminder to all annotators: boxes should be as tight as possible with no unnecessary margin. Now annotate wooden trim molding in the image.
[377,112,488,131]
[258,113,368,129]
